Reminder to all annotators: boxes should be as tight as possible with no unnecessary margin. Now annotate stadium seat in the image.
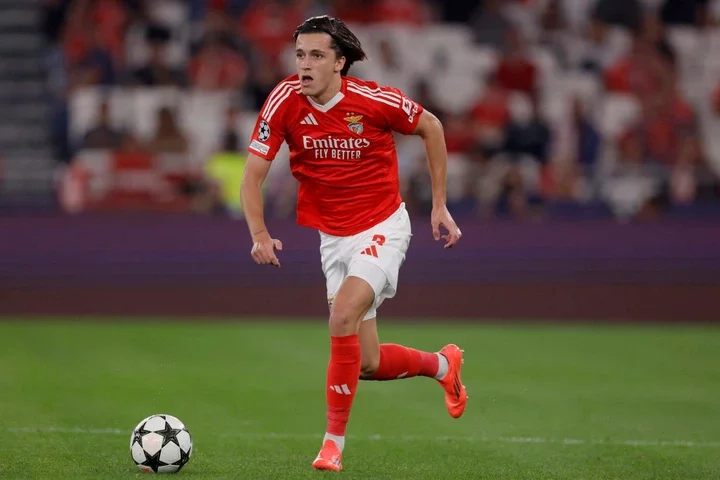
[594,93,640,140]
[447,46,498,78]
[428,73,484,115]
[176,89,231,161]
[126,87,183,141]
[530,46,560,90]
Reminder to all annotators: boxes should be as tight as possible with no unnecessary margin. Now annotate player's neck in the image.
[309,75,342,106]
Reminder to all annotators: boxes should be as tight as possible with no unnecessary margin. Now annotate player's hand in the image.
[250,231,283,267]
[431,204,462,249]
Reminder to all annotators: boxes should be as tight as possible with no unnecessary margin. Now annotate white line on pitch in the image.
[7,426,720,448]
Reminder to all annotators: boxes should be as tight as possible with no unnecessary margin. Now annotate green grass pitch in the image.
[0,319,719,479]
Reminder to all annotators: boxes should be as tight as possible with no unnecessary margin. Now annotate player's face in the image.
[295,33,344,100]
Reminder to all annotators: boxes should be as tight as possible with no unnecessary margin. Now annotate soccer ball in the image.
[130,414,193,473]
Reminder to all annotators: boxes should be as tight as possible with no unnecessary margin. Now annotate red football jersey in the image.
[248,74,423,236]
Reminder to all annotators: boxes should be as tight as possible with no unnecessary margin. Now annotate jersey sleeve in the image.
[379,86,424,135]
[247,80,296,160]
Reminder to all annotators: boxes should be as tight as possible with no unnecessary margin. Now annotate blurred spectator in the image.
[592,0,644,32]
[568,19,629,75]
[42,0,70,45]
[353,39,415,98]
[469,73,511,160]
[81,101,126,150]
[550,97,602,200]
[538,0,572,67]
[147,107,189,155]
[187,37,247,91]
[600,131,665,220]
[470,0,514,48]
[413,79,447,128]
[190,0,252,23]
[244,55,286,110]
[70,27,117,88]
[238,0,305,61]
[494,29,538,94]
[503,94,552,169]
[660,0,710,27]
[603,32,667,95]
[630,88,699,167]
[330,0,374,23]
[92,0,129,61]
[192,7,240,49]
[197,129,248,217]
[131,27,187,87]
[432,0,478,24]
[493,94,552,214]
[373,0,434,25]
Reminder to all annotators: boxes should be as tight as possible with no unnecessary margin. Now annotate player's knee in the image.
[328,305,362,336]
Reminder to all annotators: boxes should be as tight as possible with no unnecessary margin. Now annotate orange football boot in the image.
[438,344,468,418]
[311,439,342,472]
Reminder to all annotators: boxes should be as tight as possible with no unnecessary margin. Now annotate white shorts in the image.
[319,203,412,321]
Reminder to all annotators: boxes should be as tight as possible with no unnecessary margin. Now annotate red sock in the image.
[326,334,361,436]
[369,344,439,380]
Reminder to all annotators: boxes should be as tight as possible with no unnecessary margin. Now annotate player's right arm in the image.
[241,153,282,267]
[240,77,298,267]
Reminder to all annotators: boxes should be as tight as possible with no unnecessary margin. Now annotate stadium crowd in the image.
[43,0,720,221]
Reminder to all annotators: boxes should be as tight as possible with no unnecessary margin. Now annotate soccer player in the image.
[240,15,467,472]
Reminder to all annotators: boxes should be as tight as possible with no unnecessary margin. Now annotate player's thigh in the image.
[319,233,348,312]
[329,275,376,334]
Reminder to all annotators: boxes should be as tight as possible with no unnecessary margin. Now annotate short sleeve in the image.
[247,79,297,160]
[379,86,424,135]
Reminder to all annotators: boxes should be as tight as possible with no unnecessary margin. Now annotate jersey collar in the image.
[305,78,346,113]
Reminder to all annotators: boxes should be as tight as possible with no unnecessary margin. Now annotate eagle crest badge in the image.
[344,114,364,135]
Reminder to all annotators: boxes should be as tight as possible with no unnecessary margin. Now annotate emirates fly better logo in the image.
[302,135,370,160]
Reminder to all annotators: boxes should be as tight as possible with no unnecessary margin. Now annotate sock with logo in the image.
[368,344,449,381]
[325,334,362,447]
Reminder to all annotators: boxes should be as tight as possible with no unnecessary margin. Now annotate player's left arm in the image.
[411,109,462,249]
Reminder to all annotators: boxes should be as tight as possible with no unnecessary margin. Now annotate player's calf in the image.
[358,318,380,378]
[360,355,380,378]
[365,343,448,381]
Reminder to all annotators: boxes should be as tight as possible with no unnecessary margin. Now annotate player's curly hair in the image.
[293,15,367,76]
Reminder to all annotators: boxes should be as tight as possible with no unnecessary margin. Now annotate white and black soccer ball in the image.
[130,414,192,473]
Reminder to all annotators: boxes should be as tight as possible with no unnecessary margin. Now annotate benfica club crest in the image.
[344,114,364,135]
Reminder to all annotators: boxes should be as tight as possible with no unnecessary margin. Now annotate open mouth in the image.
[301,75,313,86]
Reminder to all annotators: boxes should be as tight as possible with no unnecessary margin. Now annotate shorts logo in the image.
[359,234,385,257]
[258,120,270,141]
[344,114,364,135]
[360,245,379,257]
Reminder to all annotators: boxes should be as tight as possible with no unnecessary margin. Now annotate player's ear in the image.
[334,56,345,73]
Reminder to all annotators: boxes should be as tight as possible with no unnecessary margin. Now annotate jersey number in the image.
[372,234,386,246]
